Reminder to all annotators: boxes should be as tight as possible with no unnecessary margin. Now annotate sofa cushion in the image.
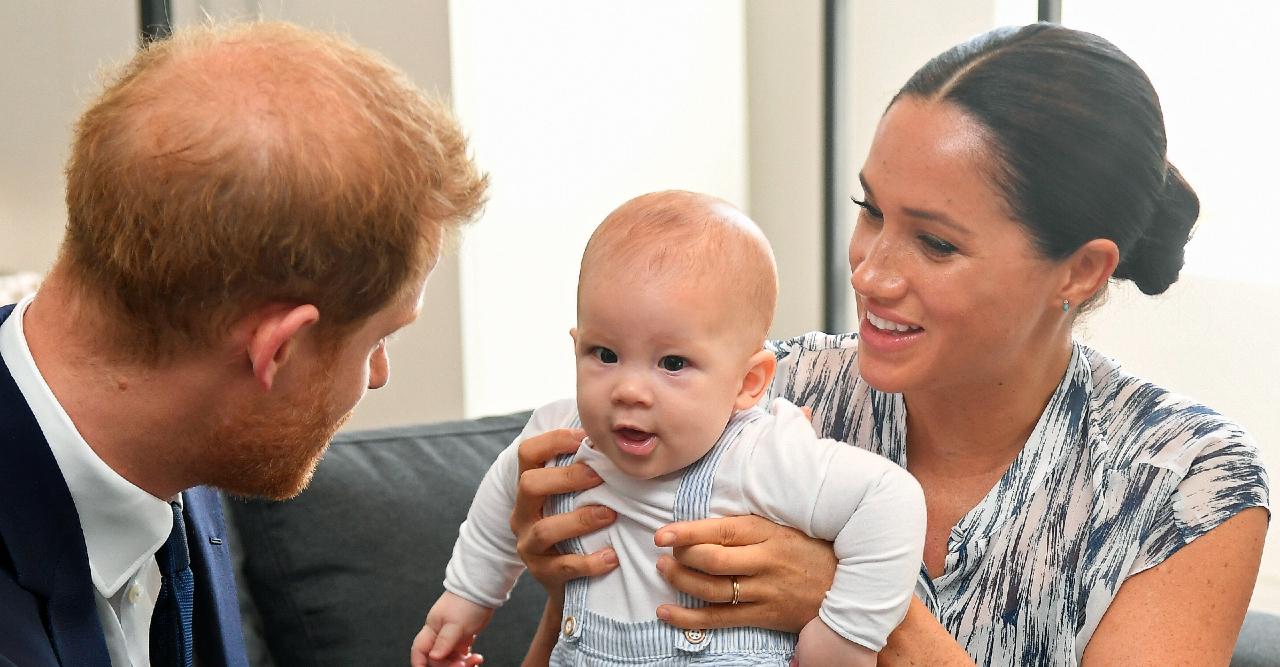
[227,411,545,667]
[1234,609,1280,667]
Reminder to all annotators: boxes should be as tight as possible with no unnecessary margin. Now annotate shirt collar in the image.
[0,294,173,597]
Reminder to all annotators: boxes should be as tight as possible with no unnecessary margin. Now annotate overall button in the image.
[684,629,707,644]
[562,616,576,637]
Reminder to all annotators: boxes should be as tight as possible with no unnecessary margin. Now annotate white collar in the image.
[0,295,173,597]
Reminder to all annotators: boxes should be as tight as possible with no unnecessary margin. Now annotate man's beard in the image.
[205,377,353,500]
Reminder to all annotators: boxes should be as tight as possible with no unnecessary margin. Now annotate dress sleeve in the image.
[735,399,926,650]
[766,332,860,404]
[1129,425,1270,576]
[443,399,579,608]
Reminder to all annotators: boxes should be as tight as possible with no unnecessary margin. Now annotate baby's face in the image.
[574,272,752,480]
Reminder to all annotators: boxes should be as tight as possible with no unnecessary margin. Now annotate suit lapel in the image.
[0,304,111,665]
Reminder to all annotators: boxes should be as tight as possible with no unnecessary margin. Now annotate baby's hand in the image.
[790,617,876,667]
[410,591,495,667]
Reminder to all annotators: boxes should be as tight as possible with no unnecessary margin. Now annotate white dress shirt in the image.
[0,295,174,667]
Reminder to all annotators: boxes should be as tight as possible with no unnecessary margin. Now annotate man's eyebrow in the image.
[857,172,971,237]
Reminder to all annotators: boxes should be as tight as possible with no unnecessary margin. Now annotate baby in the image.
[412,191,926,666]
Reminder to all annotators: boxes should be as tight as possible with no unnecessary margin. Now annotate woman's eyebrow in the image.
[901,207,971,236]
[859,172,972,237]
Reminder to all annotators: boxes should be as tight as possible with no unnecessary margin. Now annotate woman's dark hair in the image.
[895,23,1198,296]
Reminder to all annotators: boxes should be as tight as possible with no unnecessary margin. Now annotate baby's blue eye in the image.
[593,347,618,364]
[659,356,687,372]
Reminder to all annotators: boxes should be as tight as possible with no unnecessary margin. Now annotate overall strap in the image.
[669,407,766,654]
[543,416,593,644]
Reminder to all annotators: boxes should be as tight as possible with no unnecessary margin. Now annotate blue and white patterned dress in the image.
[767,332,1270,665]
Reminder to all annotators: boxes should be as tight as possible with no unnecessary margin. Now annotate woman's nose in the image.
[850,230,908,301]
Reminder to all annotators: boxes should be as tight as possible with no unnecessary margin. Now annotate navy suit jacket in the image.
[0,304,248,666]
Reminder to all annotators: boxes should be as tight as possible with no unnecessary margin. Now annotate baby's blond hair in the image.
[578,191,778,349]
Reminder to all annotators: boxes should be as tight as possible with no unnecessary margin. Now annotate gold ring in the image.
[730,577,741,605]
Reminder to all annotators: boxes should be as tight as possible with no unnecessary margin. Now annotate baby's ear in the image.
[734,349,777,410]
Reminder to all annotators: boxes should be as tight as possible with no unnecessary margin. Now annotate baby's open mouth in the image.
[613,427,657,456]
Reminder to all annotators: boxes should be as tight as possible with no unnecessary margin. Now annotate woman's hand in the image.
[510,428,620,594]
[651,515,836,633]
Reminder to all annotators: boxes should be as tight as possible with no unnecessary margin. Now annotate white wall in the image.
[745,1,825,339]
[0,3,135,274]
[449,0,750,417]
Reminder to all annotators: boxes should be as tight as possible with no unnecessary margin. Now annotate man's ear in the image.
[1059,238,1120,309]
[734,349,777,410]
[246,304,321,391]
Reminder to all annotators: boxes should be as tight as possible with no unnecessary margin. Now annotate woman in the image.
[512,24,1270,665]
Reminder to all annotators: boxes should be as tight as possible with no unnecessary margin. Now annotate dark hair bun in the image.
[1114,164,1199,295]
[895,24,1199,302]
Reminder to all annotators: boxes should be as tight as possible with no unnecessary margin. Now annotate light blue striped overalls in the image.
[547,408,797,666]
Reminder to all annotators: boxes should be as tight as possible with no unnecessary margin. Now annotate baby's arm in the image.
[416,400,581,664]
[411,591,494,667]
[441,399,581,606]
[736,399,926,663]
[439,431,525,608]
[794,618,876,667]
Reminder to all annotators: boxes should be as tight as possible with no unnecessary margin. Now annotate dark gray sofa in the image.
[224,412,1279,666]
[226,412,543,666]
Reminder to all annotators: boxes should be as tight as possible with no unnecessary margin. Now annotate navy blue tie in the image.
[150,501,194,667]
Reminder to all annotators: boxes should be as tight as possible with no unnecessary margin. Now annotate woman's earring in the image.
[1062,299,1070,312]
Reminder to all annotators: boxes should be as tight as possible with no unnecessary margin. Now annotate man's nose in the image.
[368,344,390,390]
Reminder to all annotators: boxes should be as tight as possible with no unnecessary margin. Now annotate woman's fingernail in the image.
[584,467,602,482]
[655,556,669,574]
[655,530,675,546]
[656,606,672,621]
[601,549,618,565]
[593,506,614,521]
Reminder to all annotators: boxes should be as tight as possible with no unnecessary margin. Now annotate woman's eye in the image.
[593,347,618,364]
[850,196,883,221]
[659,356,687,372]
[919,234,958,256]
